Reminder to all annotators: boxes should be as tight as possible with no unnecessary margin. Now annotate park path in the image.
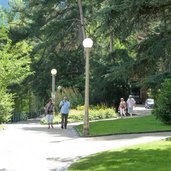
[0,106,171,171]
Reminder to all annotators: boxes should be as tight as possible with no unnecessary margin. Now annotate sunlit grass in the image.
[76,115,171,136]
[68,138,171,171]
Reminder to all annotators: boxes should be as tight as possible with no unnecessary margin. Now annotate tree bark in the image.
[78,0,86,41]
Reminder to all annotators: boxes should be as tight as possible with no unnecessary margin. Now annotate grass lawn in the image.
[68,138,171,171]
[75,115,171,136]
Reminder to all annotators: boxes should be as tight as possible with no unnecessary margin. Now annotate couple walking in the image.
[119,95,136,117]
[45,96,70,129]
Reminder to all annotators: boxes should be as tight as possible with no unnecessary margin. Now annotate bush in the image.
[40,114,61,125]
[40,105,117,124]
[153,79,171,124]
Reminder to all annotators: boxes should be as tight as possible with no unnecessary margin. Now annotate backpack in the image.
[47,103,53,114]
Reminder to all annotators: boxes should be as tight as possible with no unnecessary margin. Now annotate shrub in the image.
[153,79,171,124]
[40,114,61,125]
[40,105,117,124]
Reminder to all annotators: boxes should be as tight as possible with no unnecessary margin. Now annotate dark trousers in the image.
[61,113,68,128]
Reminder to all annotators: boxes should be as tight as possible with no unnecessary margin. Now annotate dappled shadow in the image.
[6,116,171,143]
[21,125,79,140]
[68,145,171,170]
[47,156,83,171]
[16,119,171,143]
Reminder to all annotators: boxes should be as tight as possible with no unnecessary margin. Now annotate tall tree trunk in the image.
[78,0,86,41]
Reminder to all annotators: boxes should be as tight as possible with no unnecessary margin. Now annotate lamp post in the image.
[82,38,93,136]
[51,69,57,115]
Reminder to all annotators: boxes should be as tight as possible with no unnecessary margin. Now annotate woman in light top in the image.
[119,98,127,118]
[127,95,136,117]
[44,98,54,129]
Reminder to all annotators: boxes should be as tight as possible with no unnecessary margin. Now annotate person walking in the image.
[59,96,70,129]
[44,98,54,129]
[119,98,126,118]
[127,95,136,117]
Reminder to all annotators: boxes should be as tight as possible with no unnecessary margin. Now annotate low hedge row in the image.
[40,107,117,124]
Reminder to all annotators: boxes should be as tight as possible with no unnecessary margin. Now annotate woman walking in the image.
[119,98,127,118]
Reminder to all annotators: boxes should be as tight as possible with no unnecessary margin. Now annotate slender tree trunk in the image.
[78,0,86,41]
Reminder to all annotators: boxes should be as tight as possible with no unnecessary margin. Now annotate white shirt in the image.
[127,98,136,108]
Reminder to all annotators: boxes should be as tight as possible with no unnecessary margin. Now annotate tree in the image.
[153,79,171,124]
[0,26,32,123]
[96,0,171,98]
[7,0,171,110]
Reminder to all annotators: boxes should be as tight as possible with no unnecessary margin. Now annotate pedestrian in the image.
[59,96,70,129]
[44,98,54,129]
[126,95,136,117]
[119,98,126,118]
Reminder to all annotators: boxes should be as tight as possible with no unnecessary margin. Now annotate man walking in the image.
[59,96,70,129]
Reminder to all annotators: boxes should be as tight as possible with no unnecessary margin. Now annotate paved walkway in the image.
[0,106,171,171]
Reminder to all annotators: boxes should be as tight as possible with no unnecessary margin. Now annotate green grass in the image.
[76,115,171,136]
[68,138,171,171]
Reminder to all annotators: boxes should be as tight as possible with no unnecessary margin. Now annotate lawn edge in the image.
[74,128,171,137]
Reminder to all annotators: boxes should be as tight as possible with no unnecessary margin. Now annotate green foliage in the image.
[153,79,171,124]
[5,0,171,112]
[96,0,171,95]
[55,87,84,110]
[89,108,116,120]
[11,111,41,122]
[11,112,28,122]
[40,105,117,124]
[0,88,14,123]
[0,27,32,87]
[0,26,32,123]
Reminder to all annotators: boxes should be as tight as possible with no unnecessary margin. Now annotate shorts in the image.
[46,114,53,123]
[128,107,133,114]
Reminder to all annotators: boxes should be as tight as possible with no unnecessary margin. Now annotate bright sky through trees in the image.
[0,0,9,8]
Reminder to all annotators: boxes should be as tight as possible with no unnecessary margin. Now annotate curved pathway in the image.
[0,106,171,171]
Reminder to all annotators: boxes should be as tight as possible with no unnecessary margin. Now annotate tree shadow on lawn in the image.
[69,144,171,171]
